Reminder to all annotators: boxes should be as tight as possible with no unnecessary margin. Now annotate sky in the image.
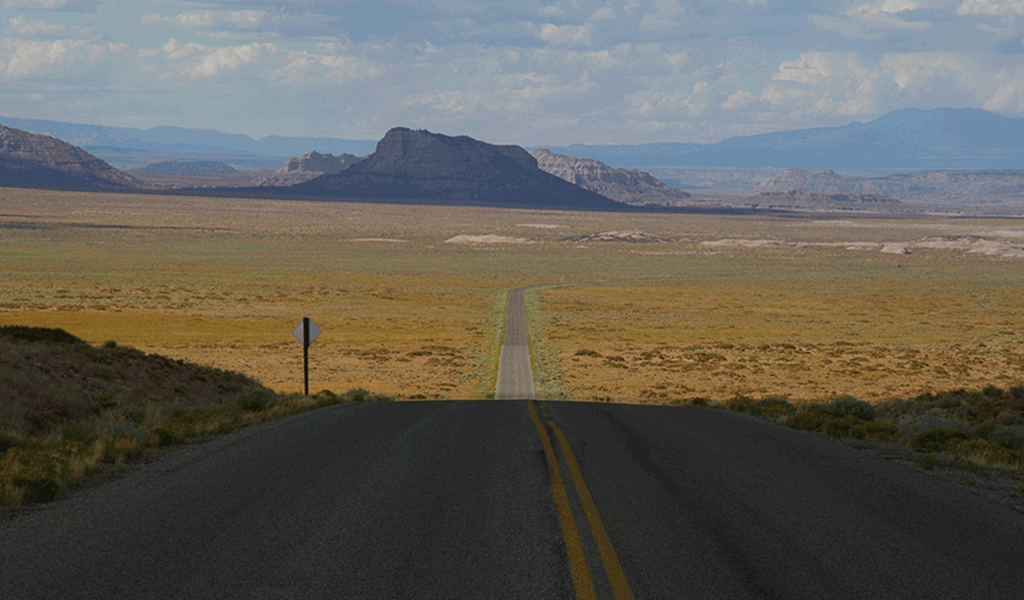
[0,1,1023,145]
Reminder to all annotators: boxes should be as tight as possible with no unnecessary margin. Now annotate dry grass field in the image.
[2,187,1024,404]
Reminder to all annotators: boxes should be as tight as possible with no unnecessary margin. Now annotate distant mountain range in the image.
[0,116,376,170]
[546,108,1024,169]
[133,160,237,175]
[5,107,1024,171]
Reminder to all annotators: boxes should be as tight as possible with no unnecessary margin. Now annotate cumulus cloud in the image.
[537,23,594,46]
[639,0,687,31]
[766,51,884,116]
[141,9,267,30]
[274,44,380,84]
[957,0,1024,16]
[142,38,277,79]
[7,16,68,37]
[810,0,930,39]
[2,0,97,10]
[0,37,125,79]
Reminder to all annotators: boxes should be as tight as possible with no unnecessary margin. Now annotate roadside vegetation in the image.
[0,326,389,508]
[686,387,1024,506]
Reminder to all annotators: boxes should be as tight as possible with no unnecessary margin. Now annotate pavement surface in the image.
[495,287,535,400]
[5,286,1024,598]
[3,400,1024,599]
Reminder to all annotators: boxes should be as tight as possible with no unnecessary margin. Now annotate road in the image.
[495,286,535,399]
[4,288,1024,597]
[3,400,1024,599]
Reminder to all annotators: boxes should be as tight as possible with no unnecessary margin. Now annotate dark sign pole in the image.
[303,316,310,396]
[292,316,321,397]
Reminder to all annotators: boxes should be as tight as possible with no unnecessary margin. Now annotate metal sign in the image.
[292,317,321,347]
[292,316,321,396]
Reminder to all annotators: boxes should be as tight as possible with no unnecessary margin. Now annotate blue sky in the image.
[1,0,1023,144]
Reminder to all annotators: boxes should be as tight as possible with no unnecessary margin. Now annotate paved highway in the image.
[4,288,1023,597]
[495,287,535,399]
[3,400,1023,599]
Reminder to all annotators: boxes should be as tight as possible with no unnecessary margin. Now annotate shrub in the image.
[11,476,60,504]
[988,426,1024,451]
[787,410,827,432]
[0,432,28,454]
[982,384,1005,399]
[819,396,875,421]
[911,428,973,452]
[235,387,277,412]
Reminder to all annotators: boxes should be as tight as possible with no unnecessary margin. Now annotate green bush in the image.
[911,428,973,452]
[12,476,60,504]
[235,387,278,412]
[786,410,827,432]
[819,396,876,421]
[989,426,1024,450]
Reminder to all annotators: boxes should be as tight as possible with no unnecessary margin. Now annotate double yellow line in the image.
[528,401,635,600]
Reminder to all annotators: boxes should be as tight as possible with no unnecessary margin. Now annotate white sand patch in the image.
[349,238,409,242]
[517,223,568,229]
[445,234,533,244]
[812,220,861,227]
[702,238,787,248]
[986,230,1024,238]
[880,243,911,254]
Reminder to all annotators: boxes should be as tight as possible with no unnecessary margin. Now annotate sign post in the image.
[291,316,321,396]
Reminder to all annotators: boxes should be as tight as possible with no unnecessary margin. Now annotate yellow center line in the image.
[550,420,637,600]
[528,401,597,600]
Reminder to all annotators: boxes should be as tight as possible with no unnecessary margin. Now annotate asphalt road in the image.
[495,287,535,399]
[3,400,1024,599]
[4,287,1023,597]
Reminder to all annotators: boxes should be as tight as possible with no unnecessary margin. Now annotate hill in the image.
[0,123,139,189]
[546,108,1024,169]
[752,168,1024,207]
[531,148,691,206]
[0,116,377,159]
[257,151,366,186]
[133,160,238,175]
[292,128,623,209]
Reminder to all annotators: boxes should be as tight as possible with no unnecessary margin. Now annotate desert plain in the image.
[2,187,1023,404]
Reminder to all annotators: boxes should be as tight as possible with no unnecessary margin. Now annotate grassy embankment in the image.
[0,326,388,507]
[706,391,1024,506]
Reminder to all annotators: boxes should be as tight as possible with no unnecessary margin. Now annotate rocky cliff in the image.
[294,128,621,209]
[753,168,1024,207]
[0,123,139,189]
[258,150,365,186]
[531,148,691,206]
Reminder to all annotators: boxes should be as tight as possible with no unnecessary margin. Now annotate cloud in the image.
[537,22,594,46]
[984,66,1024,111]
[7,15,68,37]
[1,0,97,10]
[879,52,974,91]
[0,37,125,79]
[274,44,380,84]
[810,0,930,39]
[722,90,756,110]
[639,0,687,31]
[766,51,885,116]
[142,10,266,30]
[142,39,278,80]
[957,0,1024,16]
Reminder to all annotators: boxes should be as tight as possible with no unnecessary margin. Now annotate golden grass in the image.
[3,187,1024,403]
